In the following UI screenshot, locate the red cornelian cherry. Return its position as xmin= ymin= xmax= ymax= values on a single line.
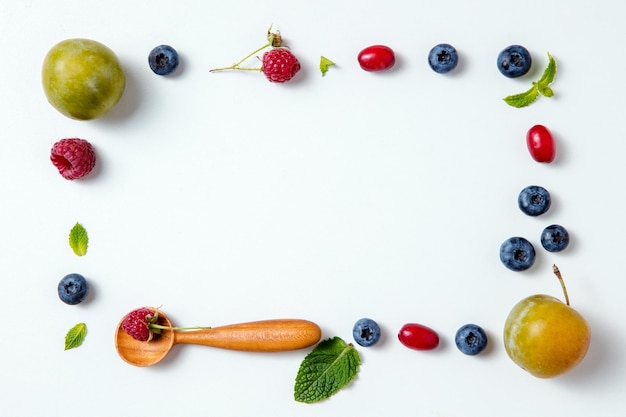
xmin=526 ymin=124 xmax=556 ymax=163
xmin=358 ymin=45 xmax=396 ymax=72
xmin=398 ymin=323 xmax=439 ymax=350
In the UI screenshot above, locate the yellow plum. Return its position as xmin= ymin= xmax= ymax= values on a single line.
xmin=503 ymin=265 xmax=591 ymax=378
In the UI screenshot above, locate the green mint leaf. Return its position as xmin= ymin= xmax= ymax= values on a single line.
xmin=294 ymin=337 xmax=361 ymax=403
xmin=503 ymin=85 xmax=540 ymax=108
xmin=69 ymin=222 xmax=88 ymax=256
xmin=537 ymin=52 xmax=556 ymax=88
xmin=64 ymin=323 xmax=87 ymax=350
xmin=320 ymin=56 xmax=336 ymax=76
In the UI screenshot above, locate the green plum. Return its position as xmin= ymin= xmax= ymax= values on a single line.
xmin=42 ymin=38 xmax=125 ymax=120
xmin=503 ymin=265 xmax=591 ymax=378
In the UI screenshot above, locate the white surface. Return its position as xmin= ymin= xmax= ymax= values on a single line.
xmin=0 ymin=1 xmax=624 ymax=416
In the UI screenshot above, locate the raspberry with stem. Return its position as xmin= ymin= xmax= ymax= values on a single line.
xmin=209 ymin=25 xmax=301 ymax=83
xmin=121 ymin=307 xmax=210 ymax=342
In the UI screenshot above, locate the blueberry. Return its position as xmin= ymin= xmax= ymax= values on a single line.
xmin=500 ymin=237 xmax=536 ymax=271
xmin=541 ymin=224 xmax=570 ymax=252
xmin=352 ymin=318 xmax=381 ymax=347
xmin=148 ymin=45 xmax=179 ymax=76
xmin=455 ymin=324 xmax=488 ymax=355
xmin=58 ymin=273 xmax=89 ymax=305
xmin=497 ymin=45 xmax=532 ymax=78
xmin=518 ymin=185 xmax=551 ymax=216
xmin=428 ymin=43 xmax=459 ymax=74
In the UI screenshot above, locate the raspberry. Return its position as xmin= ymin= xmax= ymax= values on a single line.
xmin=50 ymin=138 xmax=96 ymax=180
xmin=210 ymin=27 xmax=301 ymax=83
xmin=261 ymin=48 xmax=301 ymax=83
xmin=121 ymin=307 xmax=159 ymax=342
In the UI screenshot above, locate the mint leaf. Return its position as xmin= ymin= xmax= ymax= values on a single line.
xmin=65 ymin=323 xmax=87 ymax=350
xmin=69 ymin=222 xmax=88 ymax=256
xmin=503 ymin=52 xmax=557 ymax=108
xmin=503 ymin=85 xmax=540 ymax=108
xmin=294 ymin=337 xmax=361 ymax=403
xmin=320 ymin=56 xmax=336 ymax=76
xmin=537 ymin=52 xmax=556 ymax=88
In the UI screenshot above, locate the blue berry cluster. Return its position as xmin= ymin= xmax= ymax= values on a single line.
xmin=500 ymin=186 xmax=570 ymax=272
xmin=425 ymin=43 xmax=533 ymax=76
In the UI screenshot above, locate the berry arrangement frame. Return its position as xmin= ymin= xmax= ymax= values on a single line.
xmin=42 ymin=24 xmax=590 ymax=408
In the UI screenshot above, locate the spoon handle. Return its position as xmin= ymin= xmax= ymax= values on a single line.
xmin=173 ymin=319 xmax=322 ymax=351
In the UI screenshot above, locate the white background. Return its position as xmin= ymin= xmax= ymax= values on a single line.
xmin=0 ymin=1 xmax=624 ymax=416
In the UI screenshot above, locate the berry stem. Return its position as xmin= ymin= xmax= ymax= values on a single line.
xmin=149 ymin=323 xmax=211 ymax=332
xmin=552 ymin=264 xmax=570 ymax=306
xmin=209 ymin=43 xmax=270 ymax=72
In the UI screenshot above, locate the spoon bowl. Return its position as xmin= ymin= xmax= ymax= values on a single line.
xmin=115 ymin=309 xmax=176 ymax=366
xmin=115 ymin=307 xmax=322 ymax=367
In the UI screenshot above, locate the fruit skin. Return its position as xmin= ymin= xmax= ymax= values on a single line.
xmin=261 ymin=48 xmax=301 ymax=83
xmin=518 ymin=185 xmax=551 ymax=216
xmin=455 ymin=324 xmax=488 ymax=355
xmin=42 ymin=38 xmax=125 ymax=120
xmin=428 ymin=43 xmax=459 ymax=74
xmin=58 ymin=273 xmax=89 ymax=305
xmin=500 ymin=237 xmax=536 ymax=271
xmin=121 ymin=307 xmax=160 ymax=342
xmin=541 ymin=224 xmax=570 ymax=252
xmin=148 ymin=44 xmax=179 ymax=76
xmin=398 ymin=323 xmax=439 ymax=350
xmin=352 ymin=318 xmax=381 ymax=347
xmin=50 ymin=138 xmax=96 ymax=180
xmin=504 ymin=294 xmax=591 ymax=378
xmin=497 ymin=45 xmax=532 ymax=78
xmin=358 ymin=45 xmax=396 ymax=72
xmin=526 ymin=125 xmax=556 ymax=163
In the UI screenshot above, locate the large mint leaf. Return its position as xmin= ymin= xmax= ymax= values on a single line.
xmin=294 ymin=337 xmax=361 ymax=403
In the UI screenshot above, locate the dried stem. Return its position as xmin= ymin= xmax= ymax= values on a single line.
xmin=209 ymin=43 xmax=270 ymax=72
xmin=552 ymin=264 xmax=570 ymax=306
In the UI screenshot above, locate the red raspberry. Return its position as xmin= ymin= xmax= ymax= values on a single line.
xmin=121 ymin=307 xmax=160 ymax=342
xmin=261 ymin=48 xmax=301 ymax=83
xmin=50 ymin=138 xmax=96 ymax=180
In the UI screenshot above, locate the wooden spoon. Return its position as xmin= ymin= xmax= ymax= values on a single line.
xmin=114 ymin=308 xmax=322 ymax=367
